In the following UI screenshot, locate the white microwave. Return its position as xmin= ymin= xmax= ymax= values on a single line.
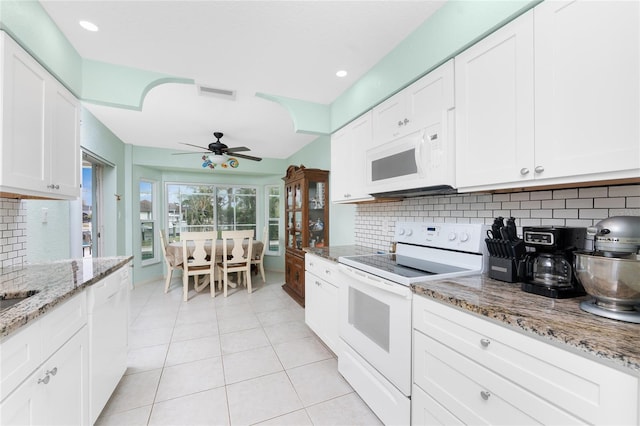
xmin=365 ymin=123 xmax=455 ymax=197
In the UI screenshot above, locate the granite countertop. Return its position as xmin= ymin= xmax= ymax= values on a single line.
xmin=412 ymin=275 xmax=640 ymax=374
xmin=304 ymin=244 xmax=381 ymax=262
xmin=0 ymin=256 xmax=133 ymax=339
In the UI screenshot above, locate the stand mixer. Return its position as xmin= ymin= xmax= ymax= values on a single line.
xmin=575 ymin=216 xmax=640 ymax=323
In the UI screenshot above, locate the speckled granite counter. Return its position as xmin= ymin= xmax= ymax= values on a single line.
xmin=412 ymin=275 xmax=640 ymax=374
xmin=304 ymin=244 xmax=381 ymax=262
xmin=0 ymin=256 xmax=132 ymax=339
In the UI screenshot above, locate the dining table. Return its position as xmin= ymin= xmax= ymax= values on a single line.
xmin=166 ymin=239 xmax=264 ymax=268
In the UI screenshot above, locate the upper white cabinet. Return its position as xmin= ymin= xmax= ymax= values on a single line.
xmin=455 ymin=11 xmax=535 ymax=189
xmin=533 ymin=0 xmax=639 ymax=182
xmin=331 ymin=111 xmax=374 ymax=203
xmin=456 ymin=1 xmax=640 ymax=192
xmin=0 ymin=31 xmax=80 ymax=200
xmin=372 ymin=60 xmax=454 ymax=148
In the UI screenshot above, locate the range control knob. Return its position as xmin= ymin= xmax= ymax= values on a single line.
xmin=460 ymin=232 xmax=470 ymax=242
xmin=448 ymin=232 xmax=457 ymax=241
xmin=406 ymin=229 xmax=413 ymax=236
xmin=398 ymin=228 xmax=405 ymax=235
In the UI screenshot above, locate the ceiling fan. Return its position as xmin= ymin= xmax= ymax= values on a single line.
xmin=174 ymin=132 xmax=262 ymax=169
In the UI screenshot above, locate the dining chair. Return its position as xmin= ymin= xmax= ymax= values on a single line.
xmin=160 ymin=229 xmax=183 ymax=293
xmin=181 ymin=231 xmax=217 ymax=301
xmin=217 ymin=230 xmax=254 ymax=297
xmin=251 ymin=226 xmax=268 ymax=282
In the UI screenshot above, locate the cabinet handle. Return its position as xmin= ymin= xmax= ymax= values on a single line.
xmin=309 ymin=262 xmax=314 ymax=267
xmin=46 ymin=367 xmax=58 ymax=376
xmin=480 ymin=338 xmax=490 ymax=347
xmin=315 ymin=281 xmax=321 ymax=286
xmin=480 ymin=390 xmax=491 ymax=400
xmin=403 ymin=118 xmax=410 ymax=125
xmin=520 ymin=168 xmax=530 ymax=175
xmin=534 ymin=166 xmax=545 ymax=173
xmin=38 ymin=375 xmax=50 ymax=385
xmin=397 ymin=120 xmax=404 ymax=127
xmin=324 ymin=269 xmax=331 ymax=276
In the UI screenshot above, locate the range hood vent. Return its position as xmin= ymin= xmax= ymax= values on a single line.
xmin=197 ymin=84 xmax=236 ymax=100
xmin=370 ymin=185 xmax=457 ymax=199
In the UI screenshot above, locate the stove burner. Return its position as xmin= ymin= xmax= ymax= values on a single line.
xmin=580 ymin=299 xmax=640 ymax=324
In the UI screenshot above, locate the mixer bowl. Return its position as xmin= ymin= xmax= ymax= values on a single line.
xmin=574 ymin=252 xmax=640 ymax=309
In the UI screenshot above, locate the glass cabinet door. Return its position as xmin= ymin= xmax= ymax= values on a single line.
xmin=307 ymin=181 xmax=326 ymax=247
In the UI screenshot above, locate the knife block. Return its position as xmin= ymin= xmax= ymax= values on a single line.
xmin=485 ymin=238 xmax=525 ymax=283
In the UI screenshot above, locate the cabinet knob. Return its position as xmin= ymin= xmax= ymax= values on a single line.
xmin=324 ymin=269 xmax=331 ymax=276
xmin=38 ymin=375 xmax=50 ymax=385
xmin=315 ymin=281 xmax=321 ymax=286
xmin=480 ymin=338 xmax=490 ymax=347
xmin=46 ymin=367 xmax=58 ymax=376
xmin=520 ymin=168 xmax=530 ymax=175
xmin=397 ymin=120 xmax=404 ymax=127
xmin=403 ymin=118 xmax=410 ymax=125
xmin=480 ymin=390 xmax=491 ymax=400
xmin=534 ymin=166 xmax=545 ymax=173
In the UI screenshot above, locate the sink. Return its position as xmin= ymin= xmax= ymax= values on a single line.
xmin=0 ymin=291 xmax=39 ymax=312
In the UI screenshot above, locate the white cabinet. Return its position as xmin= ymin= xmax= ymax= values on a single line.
xmin=456 ymin=1 xmax=640 ymax=192
xmin=533 ymin=0 xmax=640 ymax=182
xmin=0 ymin=292 xmax=89 ymax=426
xmin=331 ymin=111 xmax=374 ymax=203
xmin=411 ymin=296 xmax=639 ymax=425
xmin=455 ymin=10 xmax=535 ymax=190
xmin=372 ymin=60 xmax=454 ymax=148
xmin=0 ymin=31 xmax=80 ymax=200
xmin=304 ymin=254 xmax=340 ymax=354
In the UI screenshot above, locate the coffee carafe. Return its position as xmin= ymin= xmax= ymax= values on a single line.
xmin=518 ymin=227 xmax=587 ymax=298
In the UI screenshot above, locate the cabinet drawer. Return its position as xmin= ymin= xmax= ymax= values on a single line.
xmin=414 ymin=331 xmax=583 ymax=425
xmin=41 ymin=291 xmax=87 ymax=357
xmin=413 ymin=296 xmax=639 ymax=425
xmin=411 ymin=383 xmax=462 ymax=426
xmin=305 ymin=254 xmax=338 ymax=282
xmin=0 ymin=320 xmax=42 ymax=402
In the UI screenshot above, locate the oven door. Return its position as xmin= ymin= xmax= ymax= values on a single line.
xmin=338 ymin=264 xmax=413 ymax=396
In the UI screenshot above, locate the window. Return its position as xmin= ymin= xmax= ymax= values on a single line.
xmin=265 ymin=185 xmax=281 ymax=255
xmin=140 ymin=180 xmax=157 ymax=263
xmin=166 ymin=183 xmax=257 ymax=241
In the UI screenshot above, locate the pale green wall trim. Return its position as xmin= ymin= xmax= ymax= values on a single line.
xmin=256 ymin=92 xmax=331 ymax=135
xmin=82 ymin=59 xmax=194 ymax=110
xmin=330 ymin=0 xmax=541 ymax=131
xmin=0 ymin=1 xmax=82 ymax=95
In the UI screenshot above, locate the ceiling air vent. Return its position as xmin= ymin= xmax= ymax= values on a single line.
xmin=197 ymin=84 xmax=236 ymax=101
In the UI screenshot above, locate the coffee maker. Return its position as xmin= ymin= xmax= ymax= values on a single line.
xmin=518 ymin=226 xmax=588 ymax=298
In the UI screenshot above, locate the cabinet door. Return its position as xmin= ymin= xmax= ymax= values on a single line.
xmin=330 ymin=111 xmax=374 ymax=203
xmin=285 ymin=253 xmax=305 ymax=299
xmin=48 ymin=82 xmax=80 ymax=198
xmin=405 ymin=59 xmax=454 ymax=135
xmin=1 ymin=33 xmax=48 ymax=193
xmin=455 ymin=10 xmax=535 ymax=189
xmin=372 ymin=91 xmax=407 ymax=147
xmin=534 ymin=0 xmax=640 ymax=180
xmin=304 ymin=271 xmax=339 ymax=354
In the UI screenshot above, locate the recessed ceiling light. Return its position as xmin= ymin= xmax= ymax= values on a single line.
xmin=336 ymin=70 xmax=348 ymax=78
xmin=79 ymin=20 xmax=99 ymax=32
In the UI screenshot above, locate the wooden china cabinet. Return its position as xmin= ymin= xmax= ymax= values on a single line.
xmin=282 ymin=165 xmax=329 ymax=306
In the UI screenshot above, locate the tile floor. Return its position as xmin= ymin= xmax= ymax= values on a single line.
xmin=96 ymin=271 xmax=382 ymax=426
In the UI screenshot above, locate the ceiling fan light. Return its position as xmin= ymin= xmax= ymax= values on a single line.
xmin=208 ymin=154 xmax=227 ymax=164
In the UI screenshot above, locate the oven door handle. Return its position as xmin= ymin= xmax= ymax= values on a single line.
xmin=340 ymin=265 xmax=412 ymax=299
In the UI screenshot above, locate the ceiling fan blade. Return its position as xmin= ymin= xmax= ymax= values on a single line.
xmin=225 ymin=146 xmax=251 ymax=153
xmin=172 ymin=151 xmax=209 ymax=155
xmin=180 ymin=142 xmax=210 ymax=150
xmin=230 ymin=152 xmax=263 ymax=162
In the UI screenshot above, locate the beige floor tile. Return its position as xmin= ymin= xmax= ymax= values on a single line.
xmin=222 ymin=345 xmax=283 ymax=384
xmin=305 ymin=392 xmax=384 ymax=426
xmin=254 ymin=409 xmax=313 ymax=426
xmin=171 ymin=320 xmax=219 ymax=342
xmin=155 ymin=356 xmax=225 ymax=402
xmin=100 ymin=369 xmax=162 ymax=418
xmin=286 ymin=358 xmax=353 ymax=406
xmin=165 ymin=335 xmax=221 ymax=366
xmin=217 ymin=311 xmax=262 ymax=335
xmin=148 ymin=387 xmax=229 ymax=426
xmin=273 ymin=336 xmax=333 ymax=369
xmin=126 ymin=344 xmax=169 ymax=375
xmin=95 ymin=405 xmax=152 ymax=426
xmin=129 ymin=327 xmax=173 ymax=350
xmin=215 ymin=302 xmax=254 ymax=320
xmin=256 ymin=307 xmax=305 ymax=327
xmin=263 ymin=320 xmax=313 ymax=345
xmin=226 ymin=371 xmax=303 ymax=425
xmin=219 ymin=327 xmax=271 ymax=355
xmin=174 ymin=305 xmax=218 ymax=326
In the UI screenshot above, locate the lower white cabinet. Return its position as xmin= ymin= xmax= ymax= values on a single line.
xmin=412 ymin=296 xmax=639 ymax=425
xmin=0 ymin=293 xmax=89 ymax=425
xmin=304 ymin=254 xmax=340 ymax=354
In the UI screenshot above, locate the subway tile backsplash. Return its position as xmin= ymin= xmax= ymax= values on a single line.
xmin=0 ymin=198 xmax=27 ymax=268
xmin=355 ymin=184 xmax=640 ymax=253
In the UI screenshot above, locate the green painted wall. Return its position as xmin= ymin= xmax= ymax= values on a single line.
xmin=25 ymin=200 xmax=71 ymax=262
